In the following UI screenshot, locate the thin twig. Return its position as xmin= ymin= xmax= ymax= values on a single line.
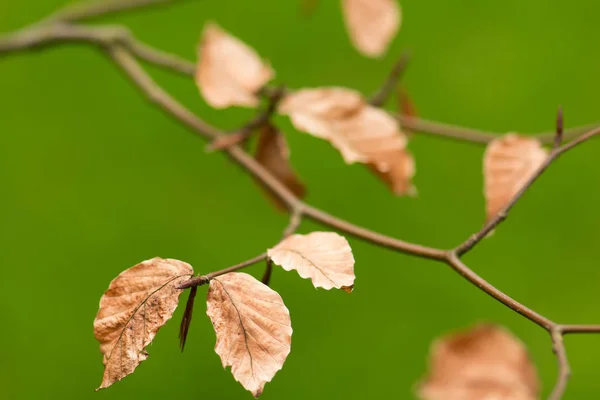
xmin=549 ymin=328 xmax=571 ymax=400
xmin=46 ymin=0 xmax=186 ymax=23
xmin=369 ymin=52 xmax=411 ymax=107
xmin=176 ymin=253 xmax=268 ymax=289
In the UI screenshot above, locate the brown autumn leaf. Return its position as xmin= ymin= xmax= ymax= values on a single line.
xmin=484 ymin=134 xmax=548 ymax=221
xmin=417 ymin=324 xmax=539 ymax=400
xmin=94 ymin=258 xmax=193 ymax=390
xmin=196 ymin=22 xmax=274 ymax=109
xmin=279 ymin=88 xmax=408 ymax=172
xmin=341 ymin=0 xmax=401 ymax=57
xmin=206 ymin=272 xmax=292 ymax=398
xmin=369 ymin=149 xmax=416 ymax=196
xmin=268 ymin=231 xmax=355 ymax=290
xmin=255 ymin=123 xmax=306 ymax=210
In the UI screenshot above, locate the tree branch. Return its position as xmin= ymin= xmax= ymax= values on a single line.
xmin=46 ymin=0 xmax=187 ymax=23
xmin=2 ymin=9 xmax=600 ymax=399
xmin=369 ymin=52 xmax=411 ymax=107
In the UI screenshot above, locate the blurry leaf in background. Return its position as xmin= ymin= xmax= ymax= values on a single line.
xmin=206 ymin=272 xmax=292 ymax=398
xmin=94 ymin=258 xmax=193 ymax=390
xmin=268 ymin=231 xmax=355 ymax=290
xmin=417 ymin=324 xmax=539 ymax=400
xmin=340 ymin=0 xmax=401 ymax=57
xmin=196 ymin=22 xmax=274 ymax=109
xmin=483 ymin=134 xmax=548 ymax=221
xmin=254 ymin=123 xmax=306 ymax=210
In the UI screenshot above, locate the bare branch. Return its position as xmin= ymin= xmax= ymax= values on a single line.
xmin=455 ymin=125 xmax=600 ymax=256
xmin=369 ymin=52 xmax=411 ymax=107
xmin=548 ymin=328 xmax=571 ymax=400
xmin=46 ymin=0 xmax=186 ymax=23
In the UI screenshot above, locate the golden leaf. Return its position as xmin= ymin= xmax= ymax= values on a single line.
xmin=268 ymin=232 xmax=355 ymax=290
xmin=206 ymin=272 xmax=292 ymax=398
xmin=93 ymin=258 xmax=193 ymax=390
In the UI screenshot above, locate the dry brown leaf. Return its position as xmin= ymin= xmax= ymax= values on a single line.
xmin=255 ymin=123 xmax=306 ymax=210
xmin=417 ymin=324 xmax=539 ymax=400
xmin=268 ymin=232 xmax=355 ymax=290
xmin=207 ymin=272 xmax=292 ymax=398
xmin=94 ymin=258 xmax=193 ymax=390
xmin=484 ymin=134 xmax=548 ymax=221
xmin=279 ymin=88 xmax=407 ymax=172
xmin=341 ymin=0 xmax=401 ymax=57
xmin=196 ymin=22 xmax=274 ymax=108
xmin=369 ymin=149 xmax=416 ymax=196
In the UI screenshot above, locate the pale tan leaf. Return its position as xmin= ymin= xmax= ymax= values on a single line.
xmin=484 ymin=134 xmax=548 ymax=220
xmin=341 ymin=0 xmax=401 ymax=57
xmin=268 ymin=232 xmax=355 ymax=290
xmin=207 ymin=272 xmax=292 ymax=398
xmin=94 ymin=258 xmax=193 ymax=390
xmin=255 ymin=123 xmax=306 ymax=210
xmin=279 ymin=88 xmax=407 ymax=171
xmin=196 ymin=22 xmax=274 ymax=108
xmin=278 ymin=87 xmax=365 ymax=139
xmin=369 ymin=149 xmax=416 ymax=196
xmin=417 ymin=324 xmax=539 ymax=400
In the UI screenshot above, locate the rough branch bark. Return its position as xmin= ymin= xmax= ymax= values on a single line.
xmin=2 ymin=2 xmax=599 ymax=399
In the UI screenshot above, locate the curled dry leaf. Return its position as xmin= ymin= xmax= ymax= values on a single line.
xmin=268 ymin=231 xmax=355 ymax=290
xmin=417 ymin=324 xmax=539 ymax=400
xmin=279 ymin=87 xmax=408 ymax=171
xmin=279 ymin=87 xmax=365 ymax=139
xmin=369 ymin=149 xmax=416 ymax=196
xmin=207 ymin=272 xmax=292 ymax=398
xmin=196 ymin=22 xmax=274 ymax=108
xmin=255 ymin=123 xmax=306 ymax=210
xmin=484 ymin=134 xmax=548 ymax=221
xmin=341 ymin=0 xmax=401 ymax=57
xmin=94 ymin=258 xmax=193 ymax=390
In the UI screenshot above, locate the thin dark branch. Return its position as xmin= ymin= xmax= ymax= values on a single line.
xmin=177 ymin=254 xmax=268 ymax=289
xmin=369 ymin=52 xmax=411 ymax=107
xmin=261 ymin=259 xmax=274 ymax=286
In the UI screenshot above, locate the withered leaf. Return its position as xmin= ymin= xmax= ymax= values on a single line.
xmin=268 ymin=231 xmax=355 ymax=290
xmin=196 ymin=22 xmax=274 ymax=109
xmin=369 ymin=149 xmax=416 ymax=196
xmin=417 ymin=324 xmax=539 ymax=400
xmin=341 ymin=0 xmax=401 ymax=57
xmin=207 ymin=272 xmax=292 ymax=397
xmin=94 ymin=258 xmax=193 ymax=390
xmin=279 ymin=88 xmax=408 ymax=173
xmin=255 ymin=124 xmax=306 ymax=210
xmin=483 ymin=134 xmax=548 ymax=221
xmin=279 ymin=87 xmax=365 ymax=139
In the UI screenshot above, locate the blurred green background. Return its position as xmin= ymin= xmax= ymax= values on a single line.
xmin=1 ymin=0 xmax=599 ymax=399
